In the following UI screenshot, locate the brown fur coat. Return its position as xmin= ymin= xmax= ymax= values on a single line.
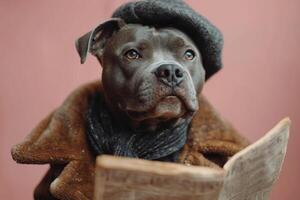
xmin=11 ymin=81 xmax=249 ymax=200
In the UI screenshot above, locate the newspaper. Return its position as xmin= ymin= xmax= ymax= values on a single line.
xmin=94 ymin=118 xmax=290 ymax=200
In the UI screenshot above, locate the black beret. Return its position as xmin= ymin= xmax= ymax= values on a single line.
xmin=112 ymin=0 xmax=224 ymax=80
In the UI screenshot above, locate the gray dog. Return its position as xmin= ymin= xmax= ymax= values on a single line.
xmin=72 ymin=0 xmax=225 ymax=164
xmin=12 ymin=1 xmax=242 ymax=199
xmin=76 ymin=18 xmax=205 ymax=161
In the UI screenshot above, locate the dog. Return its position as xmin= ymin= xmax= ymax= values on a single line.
xmin=76 ymin=18 xmax=205 ymax=162
xmin=11 ymin=4 xmax=249 ymax=200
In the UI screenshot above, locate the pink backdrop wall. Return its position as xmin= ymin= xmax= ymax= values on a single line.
xmin=1 ymin=0 xmax=299 ymax=199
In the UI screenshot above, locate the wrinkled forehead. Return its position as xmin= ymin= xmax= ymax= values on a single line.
xmin=108 ymin=24 xmax=198 ymax=52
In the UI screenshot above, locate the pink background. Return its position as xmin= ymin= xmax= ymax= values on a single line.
xmin=1 ymin=0 xmax=299 ymax=199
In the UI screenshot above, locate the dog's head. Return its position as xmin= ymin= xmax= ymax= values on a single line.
xmin=76 ymin=18 xmax=206 ymax=130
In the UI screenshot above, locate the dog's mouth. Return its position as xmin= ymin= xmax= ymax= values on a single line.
xmin=125 ymin=95 xmax=191 ymax=122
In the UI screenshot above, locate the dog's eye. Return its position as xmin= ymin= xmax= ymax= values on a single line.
xmin=184 ymin=49 xmax=195 ymax=60
xmin=124 ymin=49 xmax=141 ymax=60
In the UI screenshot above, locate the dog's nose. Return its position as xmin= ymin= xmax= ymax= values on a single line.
xmin=155 ymin=64 xmax=184 ymax=86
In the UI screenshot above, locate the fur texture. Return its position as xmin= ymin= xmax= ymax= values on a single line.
xmin=11 ymin=81 xmax=249 ymax=199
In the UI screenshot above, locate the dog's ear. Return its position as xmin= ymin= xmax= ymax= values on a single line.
xmin=75 ymin=18 xmax=125 ymax=64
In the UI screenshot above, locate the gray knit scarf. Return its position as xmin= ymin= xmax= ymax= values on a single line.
xmin=86 ymin=91 xmax=190 ymax=162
